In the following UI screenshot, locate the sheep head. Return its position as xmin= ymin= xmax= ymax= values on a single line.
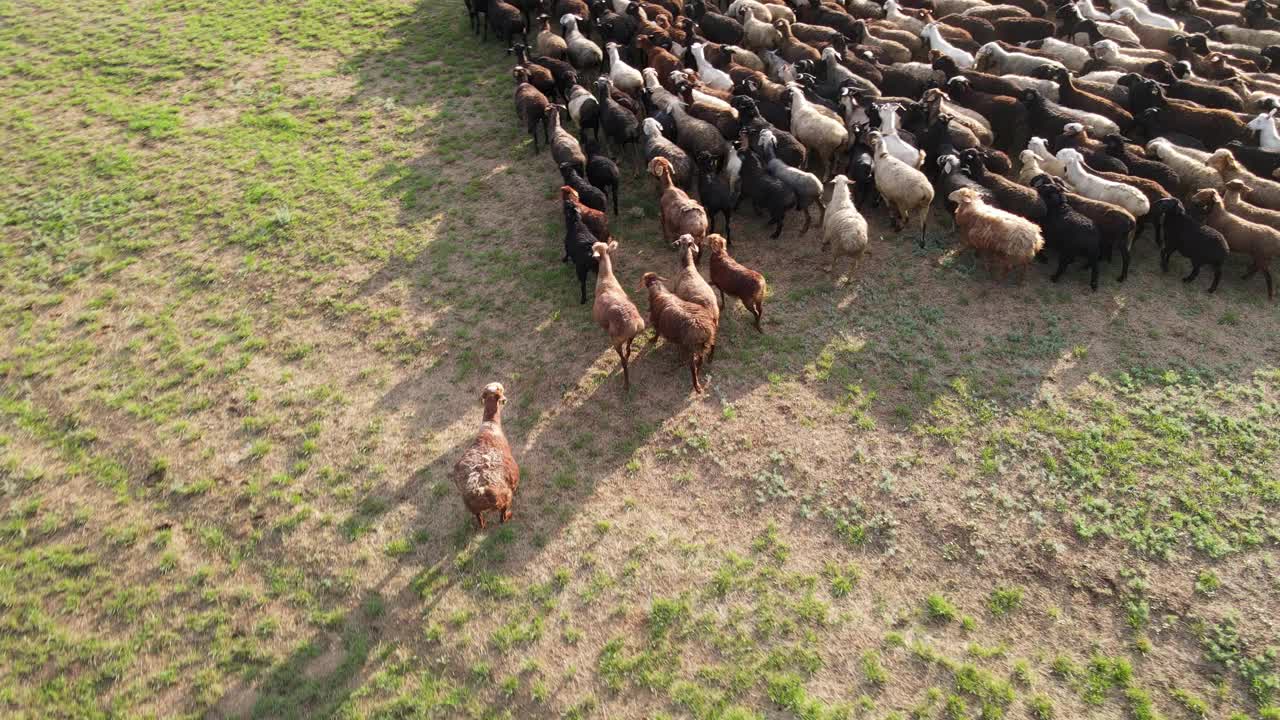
xmin=1190 ymin=188 xmax=1222 ymax=211
xmin=1206 ymin=149 xmax=1238 ymax=175
xmin=947 ymin=188 xmax=980 ymax=207
xmin=673 ymin=233 xmax=699 ymax=254
xmin=648 ymin=156 xmax=674 ymax=179
xmin=481 ymin=382 xmax=507 ymax=407
xmin=1223 ymin=178 xmax=1253 ymax=197
xmin=702 ymin=234 xmax=728 ymax=254
xmin=590 ymin=240 xmax=619 ymax=260
xmin=1247 ymin=111 xmax=1277 ymax=132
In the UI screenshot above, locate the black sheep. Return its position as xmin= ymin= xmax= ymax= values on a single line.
xmin=594 ymin=77 xmax=640 ymax=163
xmin=1225 ymin=141 xmax=1280 ymax=179
xmin=484 ymin=0 xmax=526 ymax=47
xmin=558 ymin=162 xmax=608 ymax=213
xmin=731 ymin=95 xmax=806 ymax=169
xmin=1019 ymin=88 xmax=1074 ymax=141
xmin=687 ymin=0 xmax=743 ymax=44
xmin=1150 ymin=198 xmax=1228 ymax=293
xmin=1036 ymin=182 xmax=1103 ymax=291
xmin=562 ymin=203 xmax=599 ymax=305
xmin=583 ymin=140 xmax=621 ymax=215
xmin=696 ymin=151 xmax=735 ymax=244
xmin=735 ymin=146 xmax=796 ymax=239
xmin=844 ymin=126 xmax=875 ymax=208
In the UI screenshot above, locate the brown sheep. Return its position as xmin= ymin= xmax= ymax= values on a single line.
xmin=949 ymin=187 xmax=1045 ymax=281
xmin=642 ymin=272 xmax=718 ymax=393
xmin=592 ymin=241 xmax=646 ymax=391
xmin=670 ymin=234 xmax=720 ymax=322
xmin=451 ymin=383 xmax=519 ymax=529
xmin=1192 ymin=188 xmax=1280 ymax=299
xmin=703 ymin=234 xmax=766 ymax=332
xmin=649 ymin=157 xmax=709 ymax=245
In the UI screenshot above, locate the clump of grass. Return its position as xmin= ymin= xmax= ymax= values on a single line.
xmin=925 ymin=593 xmax=958 ymax=623
xmin=988 ymin=586 xmax=1024 ymax=616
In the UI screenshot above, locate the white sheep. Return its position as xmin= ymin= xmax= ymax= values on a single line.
xmin=728 ymin=0 xmax=793 ymax=23
xmin=823 ymin=175 xmax=870 ymax=276
xmin=1146 ymin=138 xmax=1222 ymax=196
xmin=1018 ymin=149 xmax=1051 ymax=184
xmin=605 ymin=42 xmax=642 ymax=96
xmin=1248 ymin=111 xmax=1280 ymax=152
xmin=690 ymin=44 xmax=734 ymax=92
xmin=560 ymin=15 xmax=602 ymax=75
xmin=884 ymin=0 xmax=927 ymax=34
xmin=788 ymin=83 xmax=848 ymax=179
xmin=1027 ymin=38 xmax=1091 ymax=72
xmin=876 ymin=103 xmax=927 ymax=169
xmin=975 ymin=42 xmax=1065 ymax=76
xmin=1057 ymin=148 xmax=1150 ymax=218
xmin=1027 ymin=137 xmax=1066 ymax=178
xmin=1108 ymin=0 xmax=1181 ymax=30
xmin=922 ymin=23 xmax=974 ymax=70
xmin=869 ymin=131 xmax=934 ymax=245
xmin=1215 ymin=25 xmax=1280 ymax=48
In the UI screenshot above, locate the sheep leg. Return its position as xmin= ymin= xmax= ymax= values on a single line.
xmin=724 ymin=211 xmax=732 ymax=245
xmin=475 ymin=512 xmax=486 ymax=530
xmin=501 ymin=503 xmax=512 ymax=523
xmin=616 ymin=344 xmax=631 ymax=392
xmin=800 ymin=205 xmax=812 ymax=233
xmin=770 ymin=212 xmax=785 ymax=239
xmin=1265 ymin=269 xmax=1275 ymax=300
xmin=690 ymin=358 xmax=702 ymax=393
xmin=612 ymin=182 xmax=620 ymax=216
xmin=749 ymin=300 xmax=763 ymax=333
xmin=919 ymin=211 xmax=928 ymax=248
xmin=707 ymin=341 xmax=716 ymax=364
xmin=717 ymin=287 xmax=726 ymax=310
xmin=1161 ymin=248 xmax=1174 ymax=273
xmin=1088 ymin=256 xmax=1099 ymax=292
xmin=1116 ymin=241 xmax=1131 ymax=283
xmin=1183 ymin=264 xmax=1201 ymax=283
xmin=816 ymin=198 xmax=826 ymax=227
xmin=1051 ymin=252 xmax=1072 ymax=283
xmin=1207 ymin=264 xmax=1222 ymax=294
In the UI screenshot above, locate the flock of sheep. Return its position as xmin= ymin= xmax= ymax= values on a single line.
xmin=451 ymin=0 xmax=1280 ymax=528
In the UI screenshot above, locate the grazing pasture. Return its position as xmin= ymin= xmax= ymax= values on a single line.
xmin=1 ymin=0 xmax=1278 ymax=718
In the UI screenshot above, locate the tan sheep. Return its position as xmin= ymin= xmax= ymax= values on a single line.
xmin=451 ymin=383 xmax=519 ymax=529
xmin=592 ymin=241 xmax=646 ymax=391
xmin=642 ymin=273 xmax=718 ymax=393
xmin=1208 ymin=150 xmax=1280 ymax=212
xmin=949 ymin=187 xmax=1045 ymax=281
xmin=649 ymin=157 xmax=709 ymax=244
xmin=670 ymin=234 xmax=720 ymax=322
xmin=1193 ymin=188 xmax=1280 ymax=299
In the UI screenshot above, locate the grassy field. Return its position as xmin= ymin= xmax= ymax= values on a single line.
xmin=3 ymin=0 xmax=1280 ymax=718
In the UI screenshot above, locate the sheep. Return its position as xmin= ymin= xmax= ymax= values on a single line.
xmin=560 ymin=185 xmax=610 ymax=245
xmin=1053 ymin=123 xmax=1129 ymax=175
xmin=1145 ymin=138 xmax=1222 ymax=196
xmin=702 ymin=234 xmax=766 ymax=331
xmin=869 ymin=130 xmax=934 ymax=245
xmin=1018 ymin=149 xmax=1051 ymax=184
xmin=452 ymin=382 xmax=519 ymax=529
xmin=565 ymin=83 xmax=601 ymax=140
xmin=547 ymin=105 xmax=587 ymax=175
xmin=583 ymin=140 xmax=620 ymax=215
xmin=737 ymin=5 xmax=782 ymax=49
xmin=823 ymin=175 xmax=871 ymax=276
xmin=920 ymin=88 xmax=994 ymax=146
xmin=729 ymin=0 xmax=793 ymax=23
xmin=560 ymin=14 xmax=602 ymax=76
xmin=942 ymin=76 xmax=1030 ymax=153
xmin=1222 ymin=179 xmax=1280 ymax=230
xmin=1127 ymin=81 xmax=1253 ymax=145
xmin=689 ymin=0 xmax=745 ymax=45
xmin=1102 ymin=133 xmax=1181 ymax=196
xmin=1215 ymin=25 xmax=1280 ymax=48
xmin=559 ymin=162 xmax=607 ymax=214
xmin=671 ymin=96 xmax=730 ymax=169
xmin=1023 ymin=37 xmax=1090 ymax=72
xmin=759 ymin=129 xmax=825 ymax=232
xmin=935 ymin=153 xmax=989 ymax=214
xmin=650 ymin=157 xmax=710 ymax=249
xmin=884 ymin=0 xmax=929 ymax=33
xmin=693 ymin=152 xmax=735 ymax=243
xmin=1191 ymin=188 xmax=1280 ymax=299
xmin=1149 ymin=198 xmax=1228 ymax=292
xmin=1030 ymin=173 xmax=1138 ymax=279
xmin=949 ymin=187 xmax=1045 ymax=280
xmin=1141 ymin=63 xmax=1246 ymax=113
xmin=1109 ymin=8 xmax=1181 ymax=47
xmin=874 ymin=103 xmax=926 ymax=169
xmin=562 ymin=201 xmax=600 ymax=304
xmin=690 ymin=43 xmax=734 ymax=92
xmin=787 ymin=82 xmax=848 ymax=179
xmin=959 ymin=148 xmax=1046 ymax=220
xmin=604 ymin=42 xmax=643 ymax=96
xmin=965 ymin=4 xmax=1034 ymax=21
xmin=923 ymin=22 xmax=975 ymax=70
xmin=1207 ymin=149 xmax=1280 ymax=211
xmin=1043 ymin=67 xmax=1133 ymax=131
xmin=975 ymin=41 xmax=1064 ymax=76
xmin=670 ymin=233 xmax=720 ymax=322
xmin=512 ymin=68 xmax=552 ymax=153
xmin=675 ymin=82 xmax=739 ymax=141
xmin=589 ymin=241 xmax=646 ymax=391
xmin=1027 ymin=136 xmax=1067 ymax=177
xmin=732 ymin=95 xmax=807 ymax=168
xmin=484 ymin=0 xmax=527 ymax=47
xmin=736 ymin=143 xmax=796 ymax=238
xmin=642 ymin=118 xmax=693 ymax=190
xmin=1056 ymin=148 xmax=1151 ymax=220
xmin=535 ymin=14 xmax=568 ymax=59
xmin=1225 ymin=141 xmax=1280 ymax=179
xmin=1035 ymin=181 xmax=1104 ymax=290
xmin=642 ymin=272 xmax=718 ymax=392
xmin=1248 ymin=111 xmax=1280 ymax=152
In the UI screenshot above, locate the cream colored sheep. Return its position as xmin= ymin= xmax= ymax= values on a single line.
xmin=823 ymin=175 xmax=870 ymax=277
xmin=949 ymin=188 xmax=1045 ymax=281
xmin=869 ymin=131 xmax=933 ymax=245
